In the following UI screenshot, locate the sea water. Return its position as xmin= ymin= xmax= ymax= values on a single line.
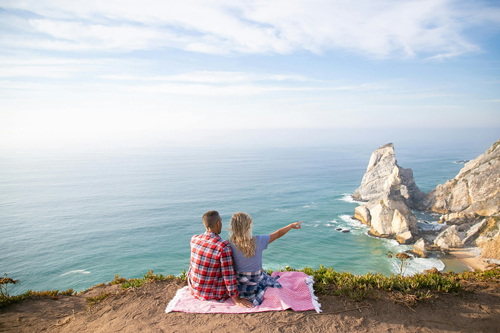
xmin=0 ymin=138 xmax=494 ymax=294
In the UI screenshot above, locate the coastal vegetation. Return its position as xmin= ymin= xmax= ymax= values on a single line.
xmin=3 ymin=264 xmax=499 ymax=309
xmin=1 ymin=273 xmax=77 ymax=307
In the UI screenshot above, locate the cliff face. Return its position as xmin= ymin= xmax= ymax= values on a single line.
xmin=352 ymin=140 xmax=500 ymax=252
xmin=353 ymin=143 xmax=425 ymax=209
xmin=353 ymin=144 xmax=419 ymax=244
xmin=424 ymin=139 xmax=500 ymax=218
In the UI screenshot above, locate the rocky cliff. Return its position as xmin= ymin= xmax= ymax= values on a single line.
xmin=424 ymin=139 xmax=500 ymax=219
xmin=353 ymin=143 xmax=425 ymax=209
xmin=422 ymin=139 xmax=500 ymax=256
xmin=352 ymin=140 xmax=500 ymax=254
xmin=353 ymin=144 xmax=420 ymax=244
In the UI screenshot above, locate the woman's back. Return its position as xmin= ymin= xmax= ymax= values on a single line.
xmin=230 ymin=235 xmax=270 ymax=273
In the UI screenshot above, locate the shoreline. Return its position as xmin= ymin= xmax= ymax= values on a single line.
xmin=449 ymin=248 xmax=488 ymax=271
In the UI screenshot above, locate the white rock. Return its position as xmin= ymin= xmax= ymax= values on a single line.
xmin=434 ymin=225 xmax=463 ymax=249
xmin=413 ymin=238 xmax=428 ymax=258
xmin=396 ymin=231 xmax=413 ymax=245
xmin=462 ymin=219 xmax=488 ymax=246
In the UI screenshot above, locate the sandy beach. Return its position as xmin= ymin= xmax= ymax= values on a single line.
xmin=449 ymin=248 xmax=489 ymax=271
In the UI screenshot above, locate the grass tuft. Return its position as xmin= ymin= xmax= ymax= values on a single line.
xmin=86 ymin=292 xmax=110 ymax=307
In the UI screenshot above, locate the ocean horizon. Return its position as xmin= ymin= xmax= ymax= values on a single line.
xmin=1 ymin=131 xmax=499 ymax=295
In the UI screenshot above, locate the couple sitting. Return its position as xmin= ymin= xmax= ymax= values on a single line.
xmin=187 ymin=210 xmax=302 ymax=308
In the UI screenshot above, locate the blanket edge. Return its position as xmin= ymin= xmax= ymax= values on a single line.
xmin=305 ymin=275 xmax=322 ymax=313
xmin=165 ymin=286 xmax=188 ymax=313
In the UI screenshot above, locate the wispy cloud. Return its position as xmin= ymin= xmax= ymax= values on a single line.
xmin=1 ymin=0 xmax=498 ymax=58
xmin=100 ymin=71 xmax=311 ymax=83
xmin=130 ymin=82 xmax=379 ymax=96
xmin=0 ymin=55 xmax=112 ymax=78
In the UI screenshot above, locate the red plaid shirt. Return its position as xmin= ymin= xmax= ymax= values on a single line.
xmin=188 ymin=231 xmax=239 ymax=300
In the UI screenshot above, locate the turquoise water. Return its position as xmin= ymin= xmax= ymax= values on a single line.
xmin=0 ymin=139 xmax=494 ymax=294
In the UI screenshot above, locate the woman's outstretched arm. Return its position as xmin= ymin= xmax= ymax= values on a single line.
xmin=269 ymin=221 xmax=302 ymax=244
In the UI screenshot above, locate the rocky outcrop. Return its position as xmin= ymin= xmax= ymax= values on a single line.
xmin=423 ymin=139 xmax=500 ymax=257
xmin=424 ymin=139 xmax=500 ymax=217
xmin=434 ymin=225 xmax=462 ymax=250
xmin=462 ymin=219 xmax=488 ymax=246
xmin=439 ymin=212 xmax=478 ymax=226
xmin=413 ymin=238 xmax=428 ymax=258
xmin=352 ymin=139 xmax=500 ymax=257
xmin=353 ymin=143 xmax=425 ymax=209
xmin=353 ymin=144 xmax=419 ymax=243
xmin=476 ymin=216 xmax=500 ymax=259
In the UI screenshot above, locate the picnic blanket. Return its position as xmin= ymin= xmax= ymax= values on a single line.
xmin=165 ymin=271 xmax=321 ymax=314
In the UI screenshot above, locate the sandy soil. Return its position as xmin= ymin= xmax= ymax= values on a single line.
xmin=1 ymin=278 xmax=500 ymax=333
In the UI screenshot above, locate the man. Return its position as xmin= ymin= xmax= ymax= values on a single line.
xmin=188 ymin=210 xmax=253 ymax=308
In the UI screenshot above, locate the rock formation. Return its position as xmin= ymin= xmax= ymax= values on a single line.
xmin=352 ymin=139 xmax=500 ymax=255
xmin=424 ymin=139 xmax=500 ymax=218
xmin=434 ymin=225 xmax=463 ymax=250
xmin=353 ymin=144 xmax=419 ymax=244
xmin=353 ymin=143 xmax=425 ymax=209
xmin=413 ymin=238 xmax=428 ymax=258
xmin=462 ymin=219 xmax=488 ymax=246
xmin=423 ymin=139 xmax=500 ymax=258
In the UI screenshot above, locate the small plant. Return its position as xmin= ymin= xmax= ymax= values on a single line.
xmin=0 ymin=274 xmax=19 ymax=299
xmin=112 ymin=274 xmax=127 ymax=285
xmin=387 ymin=251 xmax=413 ymax=276
xmin=86 ymin=292 xmax=109 ymax=307
xmin=59 ymin=288 xmax=77 ymax=296
xmin=121 ymin=270 xmax=177 ymax=289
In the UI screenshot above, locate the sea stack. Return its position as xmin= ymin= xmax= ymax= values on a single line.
xmin=353 ymin=143 xmax=425 ymax=209
xmin=353 ymin=143 xmax=420 ymax=244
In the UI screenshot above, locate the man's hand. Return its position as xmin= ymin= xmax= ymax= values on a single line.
xmin=232 ymin=295 xmax=253 ymax=308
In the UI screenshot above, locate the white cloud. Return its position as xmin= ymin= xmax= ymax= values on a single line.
xmin=100 ymin=71 xmax=310 ymax=83
xmin=129 ymin=81 xmax=380 ymax=96
xmin=0 ymin=55 xmax=113 ymax=78
xmin=1 ymin=0 xmax=498 ymax=58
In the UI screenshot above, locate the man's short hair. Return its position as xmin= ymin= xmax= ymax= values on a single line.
xmin=203 ymin=210 xmax=221 ymax=229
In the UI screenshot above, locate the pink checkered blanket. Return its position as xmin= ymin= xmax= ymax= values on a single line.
xmin=165 ymin=271 xmax=321 ymax=314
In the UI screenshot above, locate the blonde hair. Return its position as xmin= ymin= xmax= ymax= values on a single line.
xmin=229 ymin=212 xmax=256 ymax=258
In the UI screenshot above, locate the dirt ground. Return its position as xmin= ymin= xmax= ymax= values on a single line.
xmin=1 ymin=279 xmax=499 ymax=333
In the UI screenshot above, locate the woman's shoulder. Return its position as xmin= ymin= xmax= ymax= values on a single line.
xmin=254 ymin=234 xmax=269 ymax=240
xmin=254 ymin=234 xmax=271 ymax=245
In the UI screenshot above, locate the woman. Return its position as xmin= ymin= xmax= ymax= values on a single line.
xmin=228 ymin=212 xmax=302 ymax=306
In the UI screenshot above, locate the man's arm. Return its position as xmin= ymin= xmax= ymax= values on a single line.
xmin=269 ymin=221 xmax=302 ymax=244
xmin=220 ymin=245 xmax=253 ymax=308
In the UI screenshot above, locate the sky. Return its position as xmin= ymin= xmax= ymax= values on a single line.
xmin=1 ymin=0 xmax=500 ymax=150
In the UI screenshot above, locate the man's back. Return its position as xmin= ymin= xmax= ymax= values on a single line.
xmin=188 ymin=231 xmax=238 ymax=300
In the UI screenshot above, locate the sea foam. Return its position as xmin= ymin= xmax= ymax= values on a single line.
xmin=60 ymin=270 xmax=91 ymax=276
xmin=402 ymin=258 xmax=445 ymax=276
xmin=338 ymin=194 xmax=362 ymax=204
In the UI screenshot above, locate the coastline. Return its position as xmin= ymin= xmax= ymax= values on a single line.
xmin=449 ymin=248 xmax=488 ymax=271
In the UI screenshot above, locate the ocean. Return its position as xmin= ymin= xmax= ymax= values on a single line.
xmin=0 ymin=135 xmax=497 ymax=295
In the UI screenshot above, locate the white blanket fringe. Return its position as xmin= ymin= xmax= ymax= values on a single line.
xmin=305 ymin=275 xmax=322 ymax=313
xmin=165 ymin=286 xmax=188 ymax=313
